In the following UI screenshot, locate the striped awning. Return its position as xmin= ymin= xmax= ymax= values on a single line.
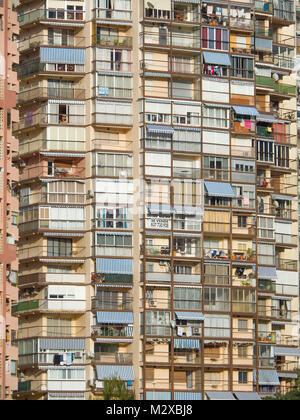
xmin=272 ymin=194 xmax=295 ymax=201
xmin=39 ymin=259 xmax=85 ymax=264
xmin=43 ymin=232 xmax=85 ymax=238
xmin=274 ymin=347 xmax=300 ymax=357
xmin=234 ymin=392 xmax=261 ymax=401
xmin=174 ymin=392 xmax=202 ymax=400
xmin=40 ymin=47 xmax=85 ymax=64
xmin=96 ymin=311 xmax=133 ymax=325
xmin=95 ymin=338 xmax=133 ymax=343
xmin=206 ymin=392 xmax=236 ymax=400
xmin=96 ymin=365 xmax=134 ymax=381
xmin=204 ymin=181 xmax=235 ymax=198
xmin=175 ymin=312 xmax=205 ymax=322
xmin=96 ymin=258 xmax=133 ymax=275
xmin=145 ymin=391 xmax=172 ymax=400
xmin=40 ymin=152 xmax=85 ymax=158
xmin=174 ymin=126 xmax=202 ymax=132
xmin=174 ymin=339 xmax=201 ymax=349
xmin=40 ymin=366 xmax=85 ymax=370
xmin=232 ymin=106 xmax=259 ymax=116
xmin=39 ymin=338 xmax=85 ymax=351
xmin=48 ymin=392 xmax=85 ymax=399
xmin=146 ymin=124 xmax=174 ymax=135
xmin=277 ymin=372 xmax=298 ymax=379
xmin=254 ymin=369 xmax=280 ymax=386
xmin=257 ymin=113 xmax=278 ymax=123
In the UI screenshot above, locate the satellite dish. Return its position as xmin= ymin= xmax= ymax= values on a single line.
xmin=147 ymin=2 xmax=154 ymax=8
xmin=272 ymin=73 xmax=279 ymax=82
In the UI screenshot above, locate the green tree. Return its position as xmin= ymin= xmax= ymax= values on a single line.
xmin=102 ymin=376 xmax=135 ymax=400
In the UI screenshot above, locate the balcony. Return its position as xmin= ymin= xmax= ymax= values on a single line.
xmin=275 ymin=258 xmax=298 ymax=271
xmin=92 ymin=272 xmax=133 ymax=285
xmin=92 ymin=112 xmax=132 ymax=127
xmin=18 ymin=351 xmax=85 ymax=368
xmin=141 ymin=31 xmax=201 ymax=50
xmin=18 ymin=138 xmax=85 ymax=156
xmin=17 ymin=87 xmax=85 ymax=104
xmin=94 ymin=352 xmax=133 ymax=364
xmin=91 ymin=297 xmax=132 ymax=311
xmin=18 ymin=272 xmax=86 ymax=288
xmin=93 ymin=6 xmax=132 ymax=22
xmin=18 ymin=8 xmax=85 ymax=27
xmin=13 ymin=112 xmax=85 ymax=133
xmin=12 ymin=298 xmax=86 ymax=314
xmin=18 ymin=34 xmax=86 ymax=53
xmin=91 ymin=325 xmax=133 ymax=339
xmin=15 ymin=60 xmax=85 ymax=79
xmin=19 ymin=218 xmax=86 ymax=234
xmin=258 ymin=280 xmax=276 ymax=293
xmin=254 ymin=1 xmax=272 ymax=13
xmin=19 ymin=164 xmax=85 ymax=183
xmin=20 ymin=190 xmax=85 ymax=207
xmin=16 ymin=325 xmax=86 ymax=340
xmin=275 ymin=233 xmax=298 ymax=247
xmin=93 ymin=34 xmax=132 ymax=48
xmin=18 ymin=246 xmax=86 ymax=262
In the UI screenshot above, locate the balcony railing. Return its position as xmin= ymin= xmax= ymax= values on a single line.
xmin=18 ymin=246 xmax=86 ymax=261
xmin=92 ymin=112 xmax=132 ymax=126
xmin=17 ymin=87 xmax=85 ymax=104
xmin=94 ymin=352 xmax=133 ymax=364
xmin=20 ymin=190 xmax=86 ymax=207
xmin=19 ymin=164 xmax=85 ymax=182
xmin=92 ymin=273 xmax=133 ymax=285
xmin=19 ymin=219 xmax=86 ymax=234
xmin=18 ymin=34 xmax=86 ymax=52
xmin=18 ymin=8 xmax=85 ymax=27
xmin=13 ymin=113 xmax=85 ymax=132
xmin=15 ymin=325 xmax=86 ymax=339
xmin=18 ymin=139 xmax=85 ymax=156
xmin=275 ymin=258 xmax=298 ymax=271
xmin=13 ymin=298 xmax=86 ymax=314
xmin=91 ymin=297 xmax=132 ymax=311
xmin=93 ymin=34 xmax=132 ymax=48
xmin=18 ymin=272 xmax=86 ymax=287
xmin=93 ymin=6 xmax=132 ymax=21
xmin=16 ymin=60 xmax=85 ymax=78
xmin=91 ymin=325 xmax=133 ymax=339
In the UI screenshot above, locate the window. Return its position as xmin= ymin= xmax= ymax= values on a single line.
xmin=96 ymin=233 xmax=132 ymax=247
xmin=95 ymin=153 xmax=133 ymax=177
xmin=203 ymin=264 xmax=230 ymax=285
xmin=47 ymin=238 xmax=72 ymax=257
xmin=11 ymin=212 xmax=18 ymax=226
xmin=47 ymin=317 xmax=72 ymax=337
xmin=203 ymin=156 xmax=229 ymax=180
xmin=174 ymin=287 xmax=202 ymax=310
xmin=257 ymin=139 xmax=274 ymax=163
xmin=97 ymin=74 xmax=132 ymax=99
xmin=203 ymin=106 xmax=228 ymax=128
xmin=238 ymin=371 xmax=248 ymax=384
xmin=231 ymin=56 xmax=254 ymax=79
xmin=238 ymin=216 xmax=247 ymax=228
xmin=237 ymin=346 xmax=248 ymax=359
xmin=204 ymin=287 xmax=230 ymax=311
xmin=201 ymin=27 xmax=229 ymax=50
xmin=238 ymin=319 xmax=248 ymax=331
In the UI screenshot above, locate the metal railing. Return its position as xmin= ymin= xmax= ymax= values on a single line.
xmin=17 ymin=87 xmax=85 ymax=104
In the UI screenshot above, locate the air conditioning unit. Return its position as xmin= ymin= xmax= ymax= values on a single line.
xmin=159 ymin=261 xmax=166 ymax=266
xmin=149 ymin=300 xmax=157 ymax=307
xmin=87 ymin=190 xmax=94 ymax=198
xmin=88 ymin=380 xmax=94 ymax=387
xmin=41 ymin=385 xmax=47 ymax=391
xmin=74 ymin=351 xmax=82 ymax=359
xmin=193 ymin=327 xmax=201 ymax=336
xmin=87 ymin=352 xmax=95 ymax=359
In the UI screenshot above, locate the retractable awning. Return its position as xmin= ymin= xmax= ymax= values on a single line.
xmin=96 ymin=311 xmax=133 ymax=325
xmin=234 ymin=392 xmax=261 ymax=401
xmin=96 ymin=365 xmax=134 ymax=381
xmin=96 ymin=258 xmax=133 ymax=275
xmin=174 ymin=339 xmax=201 ymax=349
xmin=206 ymin=392 xmax=236 ymax=400
xmin=175 ymin=312 xmax=205 ymax=322
xmin=146 ymin=124 xmax=174 ymax=135
xmin=203 ymin=51 xmax=231 ymax=66
xmin=40 ymin=47 xmax=85 ymax=64
xmin=204 ymin=181 xmax=235 ymax=198
xmin=254 ymin=369 xmax=280 ymax=386
xmin=174 ymin=392 xmax=202 ymax=400
xmin=232 ymin=106 xmax=259 ymax=117
xmin=147 ymin=204 xmax=175 ymax=216
xmin=257 ymin=266 xmax=277 ymax=280
xmin=274 ymin=347 xmax=300 ymax=357
xmin=39 ymin=338 xmax=85 ymax=351
xmin=272 ymin=194 xmax=295 ymax=201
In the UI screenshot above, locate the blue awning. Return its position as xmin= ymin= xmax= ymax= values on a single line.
xmin=175 ymin=392 xmax=202 ymax=400
xmin=234 ymin=392 xmax=261 ymax=401
xmin=206 ymin=392 xmax=236 ymax=400
xmin=203 ymin=51 xmax=231 ymax=66
xmin=39 ymin=338 xmax=85 ymax=351
xmin=275 ymin=347 xmax=300 ymax=357
xmin=96 ymin=365 xmax=134 ymax=381
xmin=204 ymin=181 xmax=235 ymax=198
xmin=278 ymin=372 xmax=298 ymax=379
xmin=257 ymin=266 xmax=277 ymax=280
xmin=147 ymin=204 xmax=174 ymax=216
xmin=146 ymin=392 xmax=172 ymax=400
xmin=174 ymin=339 xmax=201 ymax=349
xmin=233 ymin=106 xmax=259 ymax=117
xmin=146 ymin=124 xmax=174 ymax=135
xmin=175 ymin=312 xmax=205 ymax=322
xmin=96 ymin=311 xmax=133 ymax=325
xmin=40 ymin=47 xmax=85 ymax=64
xmin=96 ymin=258 xmax=133 ymax=275
xmin=254 ymin=369 xmax=280 ymax=386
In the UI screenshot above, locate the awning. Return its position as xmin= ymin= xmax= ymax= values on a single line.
xmin=234 ymin=392 xmax=261 ymax=401
xmin=174 ymin=392 xmax=202 ymax=400
xmin=146 ymin=124 xmax=174 ymax=135
xmin=174 ymin=126 xmax=202 ymax=132
xmin=175 ymin=312 xmax=205 ymax=322
xmin=95 ymin=338 xmax=133 ymax=343
xmin=145 ymin=392 xmax=172 ymax=400
xmin=39 ymin=338 xmax=85 ymax=351
xmin=174 ymin=0 xmax=200 ymax=3
xmin=147 ymin=204 xmax=174 ymax=216
xmin=232 ymin=106 xmax=259 ymax=116
xmin=206 ymin=392 xmax=236 ymax=400
xmin=48 ymin=392 xmax=85 ymax=399
xmin=96 ymin=365 xmax=134 ymax=381
xmin=40 ymin=47 xmax=85 ymax=64
xmin=96 ymin=311 xmax=133 ymax=325
xmin=40 ymin=152 xmax=85 ymax=158
xmin=96 ymin=258 xmax=133 ymax=275
xmin=274 ymin=347 xmax=300 ymax=357
xmin=174 ymin=339 xmax=201 ymax=349
xmin=44 ymin=232 xmax=85 ymax=238
xmin=203 ymin=51 xmax=231 ymax=66
xmin=257 ymin=266 xmax=277 ymax=280
xmin=272 ymin=194 xmax=295 ymax=201
xmin=254 ymin=369 xmax=280 ymax=386
xmin=174 ymin=206 xmax=204 ymax=217
xmin=204 ymin=181 xmax=235 ymax=198
xmin=277 ymin=372 xmax=298 ymax=379
xmin=257 ymin=113 xmax=278 ymax=123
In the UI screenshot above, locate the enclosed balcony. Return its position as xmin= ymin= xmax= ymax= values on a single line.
xmin=18 ymin=272 xmax=86 ymax=288
xmin=19 ymin=162 xmax=85 ymax=183
xmin=17 ymin=86 xmax=85 ymax=105
xmin=93 ymin=0 xmax=132 ymax=22
xmin=18 ymin=138 xmax=85 ymax=156
xmin=18 ymin=34 xmax=86 ymax=53
xmin=18 ymin=7 xmax=85 ymax=28
xmin=12 ymin=297 xmax=86 ymax=314
xmin=18 ymin=245 xmax=86 ymax=263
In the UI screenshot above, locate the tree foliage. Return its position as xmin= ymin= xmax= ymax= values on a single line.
xmin=102 ymin=376 xmax=135 ymax=400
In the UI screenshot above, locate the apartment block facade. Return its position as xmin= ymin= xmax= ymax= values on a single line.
xmin=0 ymin=0 xmax=19 ymax=400
xmin=12 ymin=0 xmax=300 ymax=401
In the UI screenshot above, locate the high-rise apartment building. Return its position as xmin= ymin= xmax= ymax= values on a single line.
xmin=12 ymin=0 xmax=299 ymax=401
xmin=0 ymin=0 xmax=19 ymax=400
